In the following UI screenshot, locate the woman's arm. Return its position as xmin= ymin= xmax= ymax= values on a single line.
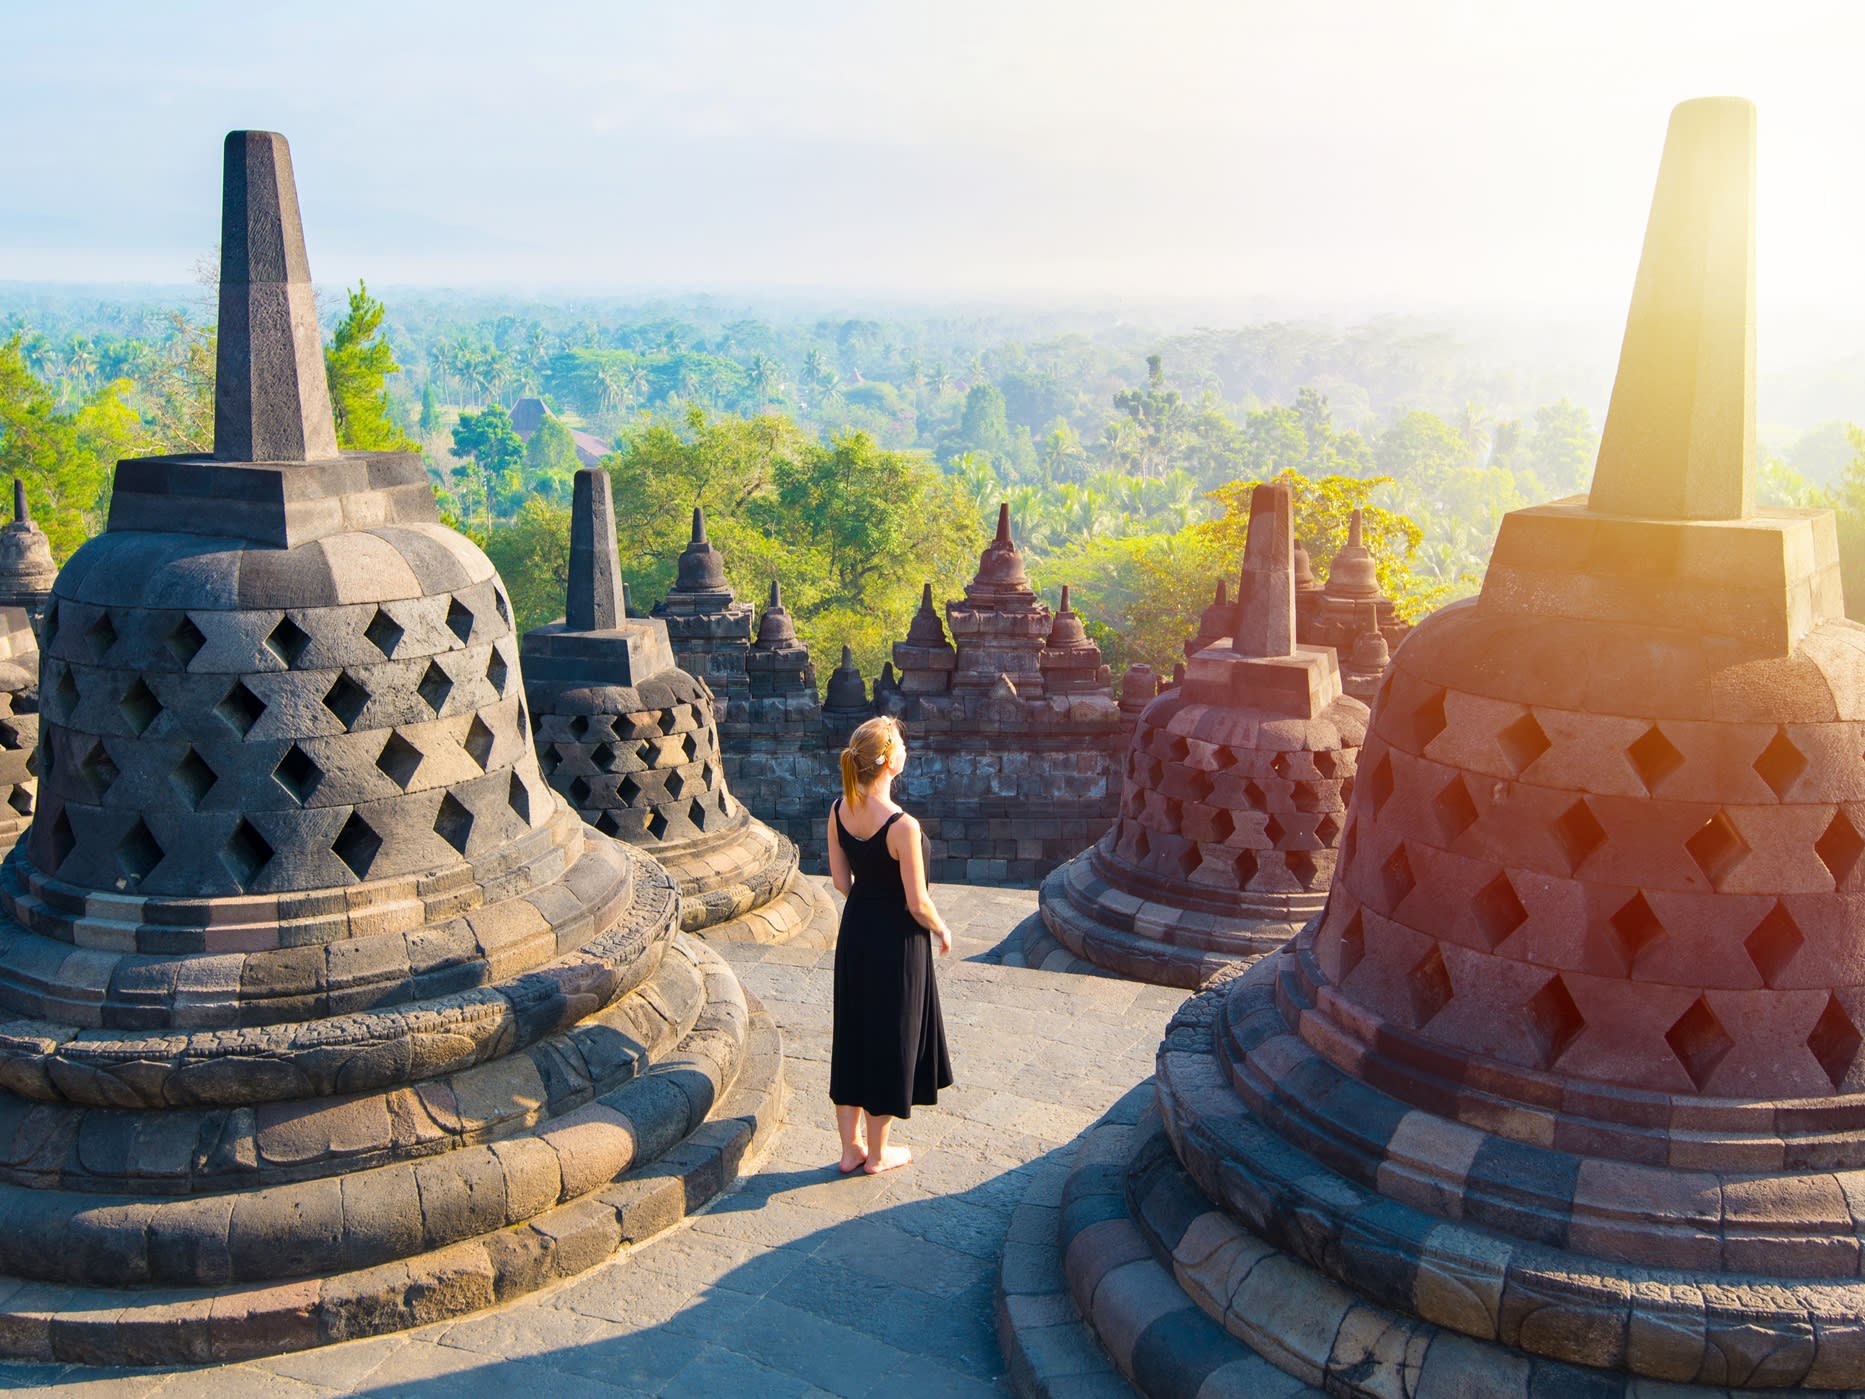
xmin=889 ymin=814 xmax=951 ymax=956
xmin=826 ymin=801 xmax=853 ymax=897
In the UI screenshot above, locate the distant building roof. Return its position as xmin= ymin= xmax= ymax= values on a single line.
xmin=509 ymin=396 xmax=611 ymax=467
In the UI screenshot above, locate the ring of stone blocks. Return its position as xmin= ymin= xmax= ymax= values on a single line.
xmin=1037 ymin=852 xmax=1294 ymax=989
xmin=1319 ymin=620 xmax=1865 ymax=1102
xmin=0 ymin=993 xmax=783 ymax=1364
xmin=0 ymin=909 xmax=712 ymax=1193
xmin=33 ymin=528 xmax=546 ymax=902
xmin=0 ymin=838 xmax=677 ymax=1108
xmin=1256 ymin=914 xmax=1865 ymax=1225
xmin=0 ymin=804 xmax=643 ymax=1034
xmin=1155 ymin=954 xmax=1865 ymax=1387
xmin=661 ymin=823 xmax=803 ymax=933
xmin=0 ymin=934 xmax=749 ymax=1291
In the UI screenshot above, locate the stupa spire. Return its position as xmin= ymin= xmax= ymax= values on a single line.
xmin=212 ymin=131 xmax=340 ymax=464
xmin=12 ymin=480 xmax=25 ymax=523
xmin=1231 ymin=482 xmax=1296 ymax=658
xmin=565 ymin=468 xmax=625 ymax=632
xmin=691 ymin=505 xmax=707 ymax=543
xmin=993 ymin=502 xmax=1012 ymax=546
xmin=1588 ymin=97 xmax=1756 ymax=520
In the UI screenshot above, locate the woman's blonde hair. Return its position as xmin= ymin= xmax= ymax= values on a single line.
xmin=840 ymin=716 xmax=902 ymax=808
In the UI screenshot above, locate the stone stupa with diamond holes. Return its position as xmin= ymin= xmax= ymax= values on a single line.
xmin=1038 ymin=98 xmax=1865 ymax=1399
xmin=0 ymin=480 xmax=56 ymax=628
xmin=1036 ymin=482 xmax=1367 ymax=988
xmin=524 ymin=469 xmax=835 ymax=945
xmin=0 ymin=597 xmax=39 ymax=857
xmin=0 ymin=132 xmax=782 ymax=1367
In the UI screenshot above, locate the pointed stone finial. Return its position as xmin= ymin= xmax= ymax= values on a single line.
xmin=1231 ymin=482 xmax=1296 ymax=658
xmin=566 ymin=468 xmax=625 ymax=631
xmin=1212 ymin=579 xmax=1227 ymax=608
xmin=841 ymin=643 xmax=853 ymax=666
xmin=11 ymin=480 xmax=24 ymax=524
xmin=213 ymin=131 xmax=340 ymax=464
xmin=691 ymin=505 xmax=707 ymax=543
xmin=920 ymin=582 xmax=935 ymax=614
xmin=1588 ymin=97 xmax=1756 ymax=521
xmin=1059 ymin=585 xmax=1073 ymax=614
xmin=994 ymin=502 xmax=1012 ymax=546
xmin=1345 ymin=511 xmax=1363 ymax=549
xmin=769 ymin=579 xmax=782 ymax=609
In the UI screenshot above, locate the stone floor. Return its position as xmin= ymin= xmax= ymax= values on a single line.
xmin=0 ymin=883 xmax=1186 ymax=1399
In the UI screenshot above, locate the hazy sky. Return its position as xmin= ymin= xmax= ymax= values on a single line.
xmin=4 ymin=1 xmax=1863 ymax=319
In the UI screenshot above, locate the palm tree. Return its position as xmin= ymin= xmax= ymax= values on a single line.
xmin=746 ymin=353 xmax=782 ymax=407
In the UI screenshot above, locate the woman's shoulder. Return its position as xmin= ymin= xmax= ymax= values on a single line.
xmin=884 ymin=807 xmax=920 ymax=839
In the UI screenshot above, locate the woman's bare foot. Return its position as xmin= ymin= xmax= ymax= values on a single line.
xmin=862 ymin=1143 xmax=913 ymax=1175
xmin=837 ymin=1145 xmax=868 ymax=1174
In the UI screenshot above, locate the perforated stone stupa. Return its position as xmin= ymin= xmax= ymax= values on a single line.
xmin=651 ymin=507 xmax=753 ymax=711
xmin=523 ymin=469 xmax=835 ymax=945
xmin=0 ymin=601 xmax=38 ymax=857
xmin=1047 ymin=98 xmax=1865 ymax=1398
xmin=1038 ymin=482 xmax=1366 ymax=987
xmin=0 ymin=480 xmax=55 ymax=626
xmin=0 ymin=133 xmax=781 ymax=1365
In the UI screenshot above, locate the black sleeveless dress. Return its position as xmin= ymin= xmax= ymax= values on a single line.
xmin=829 ymin=801 xmax=953 ymax=1119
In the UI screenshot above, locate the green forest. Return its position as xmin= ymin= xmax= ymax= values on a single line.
xmin=2 ymin=282 xmax=1859 ymax=684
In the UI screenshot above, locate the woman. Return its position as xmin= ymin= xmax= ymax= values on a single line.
xmin=826 ymin=714 xmax=954 ymax=1175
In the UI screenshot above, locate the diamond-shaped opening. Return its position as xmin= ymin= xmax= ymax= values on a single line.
xmin=45 ymin=808 xmax=75 ymax=873
xmin=1666 ymin=995 xmax=1734 ymax=1091
xmin=418 ymin=660 xmax=454 ymax=715
xmin=1162 ymin=734 xmax=1190 ymax=763
xmin=1608 ymin=892 xmax=1666 ymax=971
xmin=1163 ymin=797 xmax=1185 ymax=829
xmin=6 ymin=785 xmax=30 ymax=817
xmin=167 ymin=615 xmax=207 ymax=668
xmin=1207 ymin=809 xmax=1235 ymax=843
xmin=265 ymin=615 xmax=312 ymax=667
xmin=80 ymin=740 xmax=119 ymax=798
xmin=1336 ymin=909 xmax=1366 ymax=979
xmin=646 ymin=808 xmax=670 ymax=839
xmin=363 ymin=606 xmax=404 ymax=658
xmin=1753 ymin=728 xmax=1808 ymax=801
xmin=485 ymin=646 xmax=508 ymax=696
xmin=323 ymin=673 xmax=369 ymax=730
xmin=1270 ymin=752 xmax=1294 ymax=781
xmin=1314 ymin=812 xmax=1342 ymax=846
xmin=1286 ymin=850 xmax=1319 ymax=890
xmin=591 ymin=742 xmax=617 ymax=771
xmin=1406 ymin=944 xmax=1454 ymax=1027
xmin=1291 ymin=780 xmax=1320 ymax=810
xmin=1471 ymin=873 xmax=1527 ymax=950
xmin=1263 ymin=813 xmax=1285 ymax=846
xmin=1367 ymin=754 xmax=1394 ymax=819
xmin=517 ymin=702 xmax=530 ymax=734
xmin=215 ymin=680 xmax=265 ymax=737
xmin=1132 ymin=828 xmax=1151 ymax=861
xmin=332 ymin=811 xmax=383 ymax=880
xmin=222 ymin=817 xmax=273 ymax=888
xmin=84 ymin=610 xmax=117 ymax=662
xmin=617 ymin=774 xmax=642 ymax=805
xmin=1745 ymin=900 xmax=1804 ymax=988
xmin=1433 ymin=774 xmax=1477 ymax=843
xmin=665 ymin=768 xmax=689 ymax=800
xmin=51 ymin=666 xmax=79 ymax=719
xmin=1172 ymin=842 xmax=1201 ymax=879
xmin=434 ymin=792 xmax=474 ymax=854
xmin=1313 ymin=750 xmax=1340 ymax=779
xmin=658 ymin=708 xmax=681 ymax=736
xmin=116 ymin=818 xmax=163 ymax=882
xmin=376 ymin=732 xmax=422 ymax=790
xmin=446 ymin=597 xmax=474 ymax=644
xmin=118 ymin=677 xmax=161 ymax=735
xmin=568 ymin=715 xmax=590 ymax=740
xmin=1178 ymin=769 xmax=1212 ymax=805
xmin=508 ymin=772 xmax=532 ymax=824
xmin=0 ymin=720 xmax=23 ymax=751
xmin=1815 ymin=810 xmax=1865 ymax=889
xmin=40 ymin=601 xmax=58 ymax=649
xmin=1553 ymin=798 xmax=1607 ymax=875
xmin=493 ymin=588 xmax=511 ymax=625
xmin=690 ymin=797 xmax=710 ymax=831
xmin=170 ymin=747 xmax=217 ymax=810
xmin=719 ymin=789 xmax=734 ymax=816
xmin=569 ymin=775 xmax=593 ymax=805
xmin=595 ymin=809 xmax=628 ymax=837
xmin=463 ymin=714 xmax=495 ymax=771
xmin=1211 ymin=746 xmax=1239 ymax=772
xmin=1526 ymin=975 xmax=1584 ymax=1069
xmin=273 ymin=742 xmax=324 ymax=804
xmin=1809 ymin=994 xmax=1862 ymax=1091
xmin=1686 ymin=808 xmax=1750 ymax=889
xmin=1409 ymin=689 xmax=1448 ymax=753
xmin=1626 ymin=724 xmax=1685 ymax=793
xmin=681 ymin=732 xmax=701 ymax=763
xmin=1381 ymin=841 xmax=1416 ymax=910
xmin=539 ymin=744 xmax=562 ymax=777
xmin=1241 ymin=778 xmax=1267 ymax=810
xmin=1497 ymin=711 xmax=1551 ymax=776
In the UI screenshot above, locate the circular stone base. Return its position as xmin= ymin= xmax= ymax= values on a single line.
xmin=1037 ymin=849 xmax=1298 ymax=989
xmin=0 ymin=936 xmax=785 ymax=1366
xmin=697 ymin=869 xmax=839 ymax=951
xmin=655 ymin=820 xmax=836 ymax=949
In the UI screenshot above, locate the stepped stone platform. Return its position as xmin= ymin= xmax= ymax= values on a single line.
xmin=1039 ymin=483 xmax=1366 ymax=989
xmin=523 ymin=473 xmax=835 ymax=949
xmin=0 ymin=130 xmax=780 ymax=1366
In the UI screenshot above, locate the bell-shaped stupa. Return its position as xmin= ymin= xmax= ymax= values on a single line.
xmin=0 ymin=480 xmax=55 ymax=627
xmin=1044 ymin=98 xmax=1865 ymax=1397
xmin=0 ymin=600 xmax=38 ymax=857
xmin=524 ymin=470 xmax=834 ymax=945
xmin=0 ymin=134 xmax=781 ymax=1365
xmin=1038 ymin=482 xmax=1367 ymax=987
